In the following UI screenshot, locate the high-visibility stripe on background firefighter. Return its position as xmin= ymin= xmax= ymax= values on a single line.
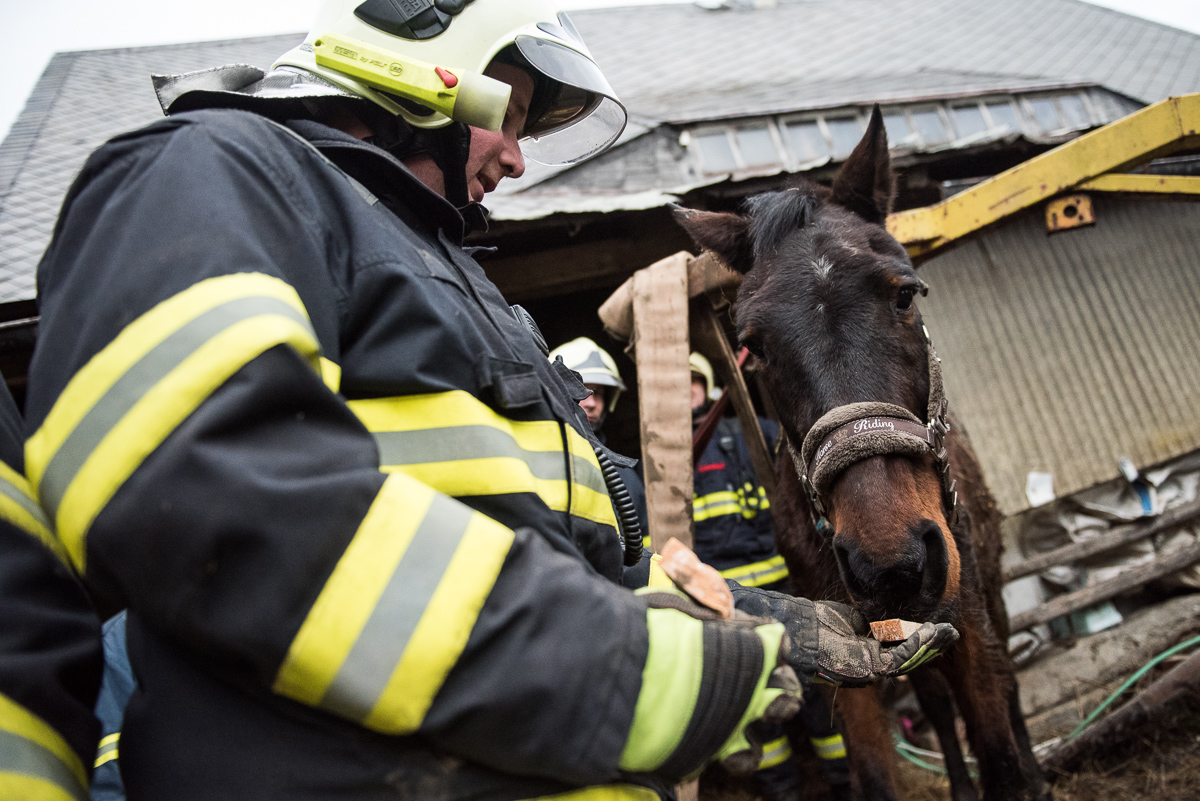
xmin=274 ymin=472 xmax=514 ymax=734
xmin=0 ymin=693 xmax=89 ymax=801
xmin=720 ymin=555 xmax=789 ymax=588
xmin=757 ymin=735 xmax=793 ymax=770
xmin=810 ymin=733 xmax=847 ymax=761
xmin=25 ymin=273 xmax=321 ymax=572
xmin=349 ymin=391 xmax=617 ymax=528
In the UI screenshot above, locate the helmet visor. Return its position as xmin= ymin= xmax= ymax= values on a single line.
xmin=512 ymin=35 xmax=627 ymax=165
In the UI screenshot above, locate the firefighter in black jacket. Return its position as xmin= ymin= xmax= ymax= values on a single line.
xmin=0 ymin=371 xmax=102 ymax=801
xmin=25 ymin=2 xmax=957 ymax=799
xmin=689 ymin=353 xmax=851 ymax=801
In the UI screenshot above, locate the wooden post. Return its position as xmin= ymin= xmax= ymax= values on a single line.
xmin=632 ymin=252 xmax=694 ymax=552
xmin=693 ymin=301 xmax=777 ymax=500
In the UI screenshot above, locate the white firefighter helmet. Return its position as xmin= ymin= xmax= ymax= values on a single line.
xmin=689 ymin=352 xmax=718 ymax=401
xmin=549 ymin=337 xmax=626 ymax=412
xmin=275 ymin=0 xmax=627 ymax=164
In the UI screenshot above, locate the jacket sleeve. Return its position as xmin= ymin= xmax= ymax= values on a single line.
xmin=0 ymin=380 xmax=102 ymax=801
xmin=25 ymin=115 xmax=771 ymax=787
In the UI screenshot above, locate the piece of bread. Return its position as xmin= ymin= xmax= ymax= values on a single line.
xmin=869 ymin=618 xmax=922 ymax=642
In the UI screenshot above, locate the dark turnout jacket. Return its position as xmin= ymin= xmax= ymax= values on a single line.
xmin=26 ymin=108 xmax=772 ymax=801
xmin=0 ymin=372 xmax=102 ymax=801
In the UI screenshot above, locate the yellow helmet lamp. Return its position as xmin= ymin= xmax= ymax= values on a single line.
xmin=549 ymin=337 xmax=626 ymax=412
xmin=275 ymin=0 xmax=627 ymax=165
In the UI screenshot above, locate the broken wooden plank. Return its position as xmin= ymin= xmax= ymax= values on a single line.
xmin=1041 ymin=646 xmax=1200 ymax=775
xmin=1004 ymin=498 xmax=1200 ymax=582
xmin=1009 ymin=540 xmax=1200 ymax=632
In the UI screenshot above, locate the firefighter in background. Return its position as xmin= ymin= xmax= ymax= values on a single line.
xmin=0 ymin=371 xmax=103 ymax=800
xmin=25 ymin=1 xmax=957 ymax=798
xmin=690 ymin=352 xmax=852 ymax=801
xmin=548 ymin=338 xmax=651 ymax=587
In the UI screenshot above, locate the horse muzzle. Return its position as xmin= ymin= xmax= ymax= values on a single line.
xmin=833 ymin=516 xmax=950 ymax=621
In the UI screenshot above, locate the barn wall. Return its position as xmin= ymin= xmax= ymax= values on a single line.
xmin=918 ymin=195 xmax=1200 ymax=515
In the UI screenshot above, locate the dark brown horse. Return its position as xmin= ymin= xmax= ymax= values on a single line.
xmin=676 ymin=109 xmax=1049 ymax=801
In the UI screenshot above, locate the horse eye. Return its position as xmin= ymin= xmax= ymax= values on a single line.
xmin=741 ymin=336 xmax=766 ymax=361
xmin=895 ymin=287 xmax=916 ymax=312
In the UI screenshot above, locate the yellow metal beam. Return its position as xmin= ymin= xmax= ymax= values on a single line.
xmin=1076 ymin=174 xmax=1200 ymax=195
xmin=887 ymin=94 xmax=1200 ymax=258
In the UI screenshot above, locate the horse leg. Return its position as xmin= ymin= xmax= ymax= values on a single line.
xmin=942 ymin=606 xmax=1049 ymax=801
xmin=833 ymin=685 xmax=900 ymax=801
xmin=909 ymin=668 xmax=980 ymax=801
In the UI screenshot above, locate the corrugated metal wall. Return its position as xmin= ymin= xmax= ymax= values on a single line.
xmin=919 ymin=196 xmax=1200 ymax=515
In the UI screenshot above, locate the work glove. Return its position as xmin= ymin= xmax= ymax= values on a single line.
xmin=726 ymin=583 xmax=959 ymax=687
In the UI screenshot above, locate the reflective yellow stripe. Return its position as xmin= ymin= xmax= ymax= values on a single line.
xmin=93 ymin=733 xmax=119 ymax=768
xmin=0 ymin=693 xmax=87 ymax=801
xmin=811 ymin=733 xmax=847 ymax=760
xmin=349 ymin=391 xmax=617 ymax=527
xmin=693 ymin=485 xmax=770 ymax=523
xmin=647 ymin=554 xmax=673 ymax=588
xmin=26 ymin=273 xmax=320 ymax=572
xmin=525 ymin=786 xmax=659 ymax=801
xmin=0 ymin=460 xmax=64 ymax=565
xmin=757 ymin=735 xmax=793 ymax=770
xmin=720 ymin=555 xmax=789 ymax=588
xmin=619 ymin=608 xmax=704 ymax=772
xmin=274 ymin=472 xmax=514 ymax=734
xmin=320 ymin=357 xmax=342 ymax=393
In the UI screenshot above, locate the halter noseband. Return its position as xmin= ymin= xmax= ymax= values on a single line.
xmin=785 ymin=325 xmax=959 ymax=534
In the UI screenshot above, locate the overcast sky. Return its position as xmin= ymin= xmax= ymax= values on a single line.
xmin=2 ymin=0 xmax=1199 ymax=141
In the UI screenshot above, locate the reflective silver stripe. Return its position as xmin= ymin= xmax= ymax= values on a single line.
xmin=0 ymin=473 xmax=51 ymax=532
xmin=372 ymin=426 xmax=608 ymax=495
xmin=757 ymin=736 xmax=793 ymax=769
xmin=811 ymin=734 xmax=846 ymax=760
xmin=38 ymin=297 xmax=314 ymax=518
xmin=94 ymin=734 xmax=118 ymax=764
xmin=0 ymin=728 xmax=87 ymax=801
xmin=318 ymin=493 xmax=472 ymax=721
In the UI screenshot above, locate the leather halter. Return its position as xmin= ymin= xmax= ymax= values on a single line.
xmin=784 ymin=325 xmax=959 ymax=534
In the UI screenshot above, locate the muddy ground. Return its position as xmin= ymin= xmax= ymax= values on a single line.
xmin=701 ymin=699 xmax=1200 ymax=801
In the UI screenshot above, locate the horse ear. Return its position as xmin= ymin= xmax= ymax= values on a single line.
xmin=673 ymin=207 xmax=755 ymax=273
xmin=830 ymin=105 xmax=894 ymax=225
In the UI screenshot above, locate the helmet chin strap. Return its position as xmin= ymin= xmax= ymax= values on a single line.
xmin=361 ymin=106 xmax=475 ymax=209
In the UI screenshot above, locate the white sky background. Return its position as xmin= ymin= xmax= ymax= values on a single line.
xmin=1 ymin=0 xmax=1199 ymax=141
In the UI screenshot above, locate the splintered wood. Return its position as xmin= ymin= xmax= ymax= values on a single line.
xmin=870 ymin=619 xmax=922 ymax=642
xmin=659 ymin=538 xmax=735 ymax=619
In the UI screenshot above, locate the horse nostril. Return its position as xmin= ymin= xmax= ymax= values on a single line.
xmin=834 ymin=529 xmax=934 ymax=616
xmin=918 ymin=519 xmax=950 ymax=603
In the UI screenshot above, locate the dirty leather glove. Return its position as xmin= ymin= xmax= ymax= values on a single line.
xmin=726 ymin=583 xmax=959 ymax=687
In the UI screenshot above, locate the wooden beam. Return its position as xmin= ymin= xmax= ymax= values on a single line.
xmin=692 ymin=301 xmax=776 ymax=500
xmin=1042 ymin=647 xmax=1200 ymax=775
xmin=632 ymin=252 xmax=695 ymax=552
xmin=1009 ymin=540 xmax=1200 ymax=632
xmin=1004 ymin=498 xmax=1200 ymax=582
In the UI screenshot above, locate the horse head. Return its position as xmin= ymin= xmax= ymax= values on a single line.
xmin=676 ymin=108 xmax=961 ymax=623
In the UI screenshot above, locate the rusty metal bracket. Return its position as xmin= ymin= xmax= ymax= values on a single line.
xmin=1045 ymin=194 xmax=1095 ymax=233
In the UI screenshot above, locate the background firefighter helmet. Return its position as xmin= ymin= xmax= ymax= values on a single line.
xmin=689 ymin=352 xmax=718 ymax=402
xmin=275 ymin=0 xmax=627 ymax=164
xmin=549 ymin=337 xmax=626 ymax=412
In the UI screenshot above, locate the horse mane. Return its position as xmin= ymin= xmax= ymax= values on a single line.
xmin=743 ymin=188 xmax=820 ymax=260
